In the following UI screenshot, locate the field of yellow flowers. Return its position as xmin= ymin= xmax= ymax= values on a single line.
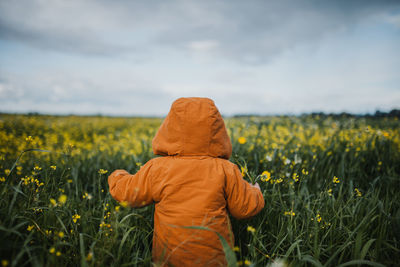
xmin=0 ymin=114 xmax=399 ymax=266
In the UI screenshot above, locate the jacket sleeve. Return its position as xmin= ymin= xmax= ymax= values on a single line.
xmin=224 ymin=162 xmax=265 ymax=219
xmin=108 ymin=161 xmax=154 ymax=207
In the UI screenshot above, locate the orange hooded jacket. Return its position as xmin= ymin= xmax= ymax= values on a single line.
xmin=108 ymin=97 xmax=265 ymax=266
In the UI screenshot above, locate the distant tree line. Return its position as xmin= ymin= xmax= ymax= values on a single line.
xmin=1 ymin=109 xmax=399 ymax=119
xmin=232 ymin=109 xmax=400 ymax=119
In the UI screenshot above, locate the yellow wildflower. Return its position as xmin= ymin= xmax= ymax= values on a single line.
xmin=240 ymin=166 xmax=247 ymax=177
xmin=33 ymin=166 xmax=42 ymax=171
xmin=233 ymin=246 xmax=240 ymax=252
xmin=238 ymin=137 xmax=246 ymax=144
xmin=25 ymin=136 xmax=33 ymax=142
xmin=50 ymin=165 xmax=57 ymax=170
xmin=49 ymin=247 xmax=55 ymax=254
xmin=4 ymin=169 xmax=10 ymax=176
xmin=58 ymin=194 xmax=67 ymax=205
xmin=115 ymin=206 xmax=120 ymax=212
xmin=56 ymin=251 xmax=61 ymax=256
xmin=244 ymin=260 xmax=251 ymax=266
xmin=50 ymin=198 xmax=57 ymax=207
xmin=0 ymin=177 xmax=5 ymax=182
xmin=27 ymin=225 xmax=34 ymax=231
xmin=292 ymin=173 xmax=299 ymax=182
xmin=261 ymin=171 xmax=271 ymax=182
xmin=247 ymin=225 xmax=256 ymax=233
xmin=332 ymin=176 xmax=340 ymax=184
xmin=98 ymin=169 xmax=108 ymax=175
xmin=72 ymin=214 xmax=81 ymax=223
xmin=327 ymin=188 xmax=333 ymax=196
xmin=316 ymin=214 xmax=322 ymax=223
xmin=82 ymin=192 xmax=92 ymax=200
xmin=58 ymin=231 xmax=64 ymax=238
xmin=120 ymin=201 xmax=128 ymax=207
xmin=1 ymin=260 xmax=9 ymax=267
xmin=355 ymin=188 xmax=362 ymax=197
xmin=284 ymin=211 xmax=295 ymax=217
xmin=86 ymin=252 xmax=93 ymax=261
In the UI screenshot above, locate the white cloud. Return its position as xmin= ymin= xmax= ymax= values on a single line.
xmin=188 ymin=40 xmax=219 ymax=53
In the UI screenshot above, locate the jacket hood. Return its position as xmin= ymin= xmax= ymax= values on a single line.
xmin=152 ymin=97 xmax=232 ymax=159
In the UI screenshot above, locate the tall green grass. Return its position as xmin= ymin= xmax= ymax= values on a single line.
xmin=0 ymin=114 xmax=399 ymax=266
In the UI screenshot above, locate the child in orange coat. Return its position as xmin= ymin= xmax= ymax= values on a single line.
xmin=108 ymin=97 xmax=264 ymax=266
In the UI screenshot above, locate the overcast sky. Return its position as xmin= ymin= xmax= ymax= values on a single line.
xmin=0 ymin=0 xmax=399 ymax=116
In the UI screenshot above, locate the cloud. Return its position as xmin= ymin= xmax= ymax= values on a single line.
xmin=1 ymin=0 xmax=398 ymax=61
xmin=0 ymin=70 xmax=173 ymax=116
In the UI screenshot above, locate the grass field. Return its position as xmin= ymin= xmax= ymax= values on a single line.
xmin=0 ymin=114 xmax=399 ymax=266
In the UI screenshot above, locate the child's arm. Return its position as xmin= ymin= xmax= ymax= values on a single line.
xmin=108 ymin=161 xmax=154 ymax=207
xmin=224 ymin=163 xmax=265 ymax=219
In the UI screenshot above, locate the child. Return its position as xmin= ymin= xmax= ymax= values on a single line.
xmin=108 ymin=97 xmax=264 ymax=266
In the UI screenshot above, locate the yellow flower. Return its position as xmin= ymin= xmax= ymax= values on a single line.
xmin=327 ymin=188 xmax=332 ymax=196
xmin=50 ymin=198 xmax=57 ymax=207
xmin=98 ymin=169 xmax=108 ymax=175
xmin=0 ymin=177 xmax=5 ymax=182
xmin=244 ymin=260 xmax=251 ymax=266
xmin=27 ymin=225 xmax=35 ymax=231
xmin=86 ymin=252 xmax=93 ymax=261
xmin=50 ymin=165 xmax=57 ymax=170
xmin=332 ymin=176 xmax=340 ymax=184
xmin=292 ymin=173 xmax=299 ymax=182
xmin=33 ymin=166 xmax=42 ymax=171
xmin=56 ymin=251 xmax=61 ymax=256
xmin=58 ymin=231 xmax=64 ymax=238
xmin=82 ymin=192 xmax=93 ymax=199
xmin=316 ymin=214 xmax=322 ymax=223
xmin=233 ymin=246 xmax=240 ymax=252
xmin=241 ymin=166 xmax=247 ymax=177
xmin=72 ymin=214 xmax=81 ymax=223
xmin=115 ymin=206 xmax=120 ymax=212
xmin=261 ymin=171 xmax=271 ymax=182
xmin=49 ymin=247 xmax=55 ymax=254
xmin=284 ymin=210 xmax=295 ymax=217
xmin=58 ymin=194 xmax=67 ymax=205
xmin=120 ymin=201 xmax=128 ymax=207
xmin=67 ymin=179 xmax=73 ymax=183
xmin=355 ymin=188 xmax=362 ymax=197
xmin=1 ymin=260 xmax=9 ymax=267
xmin=247 ymin=225 xmax=256 ymax=233
xmin=238 ymin=137 xmax=246 ymax=144
xmin=25 ymin=135 xmax=33 ymax=142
